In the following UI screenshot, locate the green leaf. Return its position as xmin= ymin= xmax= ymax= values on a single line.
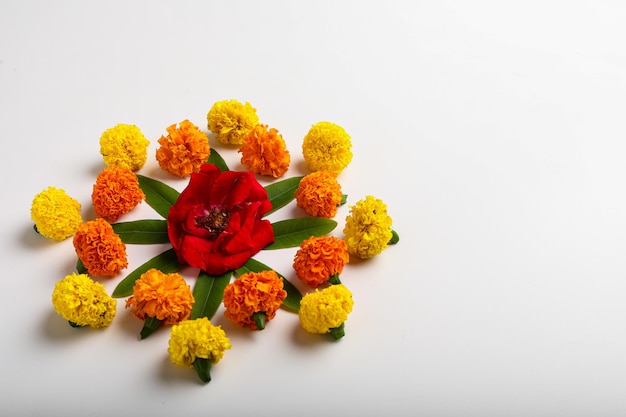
xmin=265 ymin=217 xmax=338 ymax=250
xmin=111 ymin=248 xmax=182 ymax=298
xmin=140 ymin=316 xmax=162 ymax=340
xmin=193 ymin=357 xmax=212 ymax=383
xmin=389 ymin=229 xmax=400 ymax=245
xmin=207 ymin=148 xmax=229 ymax=172
xmin=137 ymin=174 xmax=180 ymax=219
xmin=111 ymin=219 xmax=169 ymax=244
xmin=76 ymin=258 xmax=87 ymax=274
xmin=190 ymin=270 xmax=232 ymax=320
xmin=236 ymin=258 xmax=302 ymax=311
xmin=264 ymin=176 xmax=303 ymax=216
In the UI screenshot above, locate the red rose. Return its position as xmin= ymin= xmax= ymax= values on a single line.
xmin=167 ymin=163 xmax=274 ymax=275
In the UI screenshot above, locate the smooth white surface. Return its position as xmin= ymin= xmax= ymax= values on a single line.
xmin=2 ymin=1 xmax=626 ymax=416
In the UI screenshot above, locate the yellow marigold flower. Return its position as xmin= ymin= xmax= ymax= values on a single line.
xmin=126 ymin=268 xmax=194 ymax=325
xmin=91 ymin=166 xmax=145 ymax=222
xmin=73 ymin=218 xmax=128 ymax=277
xmin=223 ymin=270 xmax=287 ymax=330
xmin=156 ymin=119 xmax=210 ymax=177
xmin=302 ymin=121 xmax=352 ymax=173
xmin=168 ymin=317 xmax=231 ymax=368
xmin=99 ymin=123 xmax=150 ymax=171
xmin=51 ymin=273 xmax=117 ymax=328
xmin=294 ymin=171 xmax=342 ymax=218
xmin=298 ymin=284 xmax=354 ymax=338
xmin=293 ymin=236 xmax=349 ymax=288
xmin=343 ymin=195 xmax=393 ymax=259
xmin=238 ymin=124 xmax=290 ymax=178
xmin=207 ymin=99 xmax=259 ymax=146
xmin=30 ymin=186 xmax=82 ymax=241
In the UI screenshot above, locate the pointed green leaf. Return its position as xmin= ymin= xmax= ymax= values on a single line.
xmin=76 ymin=258 xmax=87 ymax=274
xmin=236 ymin=258 xmax=302 ymax=311
xmin=264 ymin=176 xmax=303 ymax=216
xmin=190 ymin=270 xmax=232 ymax=320
xmin=140 ymin=316 xmax=162 ymax=340
xmin=137 ymin=174 xmax=180 ymax=219
xmin=265 ymin=217 xmax=337 ymax=250
xmin=111 ymin=219 xmax=169 ymax=244
xmin=193 ymin=357 xmax=212 ymax=383
xmin=389 ymin=229 xmax=400 ymax=245
xmin=111 ymin=248 xmax=182 ymax=298
xmin=207 ymin=148 xmax=229 ymax=172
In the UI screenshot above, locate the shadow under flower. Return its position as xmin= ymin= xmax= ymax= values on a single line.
xmin=289 ymin=318 xmax=339 ymax=349
xmin=19 ymin=222 xmax=57 ymax=249
xmin=114 ymin=304 xmax=148 ymax=341
xmin=210 ymin=312 xmax=256 ymax=344
xmin=42 ymin=309 xmax=103 ymax=342
xmin=157 ymin=353 xmax=203 ymax=385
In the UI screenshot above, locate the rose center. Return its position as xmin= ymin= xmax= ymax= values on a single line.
xmin=195 ymin=207 xmax=231 ymax=237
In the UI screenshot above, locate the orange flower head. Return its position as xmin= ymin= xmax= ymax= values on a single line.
xmin=293 ymin=235 xmax=349 ymax=288
xmin=92 ymin=166 xmax=145 ymax=222
xmin=238 ymin=124 xmax=290 ymax=178
xmin=125 ymin=268 xmax=194 ymax=325
xmin=156 ymin=119 xmax=210 ymax=177
xmin=223 ymin=270 xmax=287 ymax=330
xmin=294 ymin=171 xmax=342 ymax=218
xmin=73 ymin=218 xmax=128 ymax=277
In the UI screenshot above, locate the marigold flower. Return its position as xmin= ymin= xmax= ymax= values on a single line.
xmin=91 ymin=166 xmax=145 ymax=222
xmin=294 ymin=171 xmax=342 ymax=218
xmin=302 ymin=121 xmax=352 ymax=173
xmin=30 ymin=186 xmax=82 ymax=241
xmin=293 ymin=236 xmax=349 ymax=288
xmin=168 ymin=317 xmax=231 ymax=383
xmin=99 ymin=123 xmax=150 ymax=171
xmin=238 ymin=124 xmax=291 ymax=178
xmin=125 ymin=268 xmax=194 ymax=325
xmin=73 ymin=218 xmax=128 ymax=277
xmin=168 ymin=317 xmax=231 ymax=368
xmin=207 ymin=99 xmax=259 ymax=146
xmin=223 ymin=270 xmax=287 ymax=330
xmin=51 ymin=273 xmax=117 ymax=328
xmin=342 ymin=195 xmax=393 ymax=259
xmin=156 ymin=119 xmax=210 ymax=177
xmin=298 ymin=284 xmax=354 ymax=338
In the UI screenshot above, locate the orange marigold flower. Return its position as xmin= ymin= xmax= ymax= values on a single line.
xmin=293 ymin=235 xmax=349 ymax=288
xmin=73 ymin=218 xmax=128 ymax=277
xmin=223 ymin=270 xmax=287 ymax=330
xmin=238 ymin=124 xmax=290 ymax=178
xmin=294 ymin=171 xmax=343 ymax=218
xmin=156 ymin=119 xmax=210 ymax=177
xmin=125 ymin=268 xmax=194 ymax=325
xmin=91 ymin=166 xmax=145 ymax=222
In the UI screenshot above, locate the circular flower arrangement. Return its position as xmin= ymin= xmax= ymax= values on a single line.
xmin=31 ymin=99 xmax=400 ymax=384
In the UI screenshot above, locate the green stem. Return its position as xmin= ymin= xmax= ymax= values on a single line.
xmin=329 ymin=322 xmax=345 ymax=340
xmin=76 ymin=258 xmax=87 ymax=274
xmin=328 ymin=273 xmax=341 ymax=285
xmin=193 ymin=357 xmax=212 ymax=383
xmin=140 ymin=316 xmax=162 ymax=339
xmin=388 ymin=229 xmax=400 ymax=245
xmin=68 ymin=321 xmax=82 ymax=328
xmin=252 ymin=311 xmax=266 ymax=330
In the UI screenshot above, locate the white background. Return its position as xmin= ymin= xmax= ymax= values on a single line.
xmin=2 ymin=1 xmax=626 ymax=416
